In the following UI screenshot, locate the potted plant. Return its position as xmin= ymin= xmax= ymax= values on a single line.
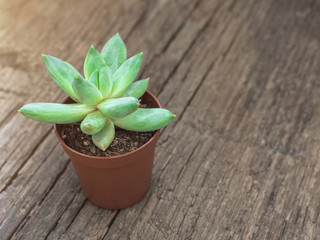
xmin=18 ymin=33 xmax=175 ymax=209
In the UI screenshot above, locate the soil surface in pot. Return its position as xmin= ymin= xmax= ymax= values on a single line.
xmin=62 ymin=104 xmax=155 ymax=157
xmin=63 ymin=124 xmax=155 ymax=157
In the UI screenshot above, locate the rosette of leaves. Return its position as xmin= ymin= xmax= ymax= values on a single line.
xmin=19 ymin=33 xmax=175 ymax=150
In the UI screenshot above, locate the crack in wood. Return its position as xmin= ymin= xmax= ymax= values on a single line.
xmin=124 ymin=2 xmax=149 ymax=43
xmin=156 ymin=10 xmax=216 ymax=97
xmin=0 ymin=139 xmax=23 ymax=171
xmin=101 ymin=210 xmax=120 ymax=239
xmin=0 ymin=128 xmax=53 ymax=194
xmin=23 ymin=142 xmax=60 ymax=186
xmin=43 ymin=188 xmax=83 ymax=240
xmin=38 ymin=162 xmax=71 ymax=209
xmin=0 ymin=102 xmax=22 ymax=128
xmin=174 ymin=59 xmax=216 ymax=125
xmin=175 ymin=141 xmax=201 ymax=182
xmin=160 ymin=18 xmax=187 ymax=54
xmin=137 ymin=0 xmax=204 ymax=83
xmin=60 ymin=198 xmax=88 ymax=238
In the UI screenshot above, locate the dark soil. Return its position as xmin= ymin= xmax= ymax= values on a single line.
xmin=62 ymin=103 xmax=155 ymax=157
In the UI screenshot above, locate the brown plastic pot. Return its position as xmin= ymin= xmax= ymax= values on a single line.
xmin=54 ymin=91 xmax=161 ymax=209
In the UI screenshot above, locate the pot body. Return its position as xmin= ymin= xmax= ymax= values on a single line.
xmin=54 ymin=91 xmax=161 ymax=209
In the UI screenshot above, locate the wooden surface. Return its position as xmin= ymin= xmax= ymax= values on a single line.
xmin=0 ymin=0 xmax=319 ymax=239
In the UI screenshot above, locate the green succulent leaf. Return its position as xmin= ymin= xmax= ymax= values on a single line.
xmin=114 ymin=108 xmax=175 ymax=132
xmin=110 ymin=52 xmax=143 ymax=98
xmin=80 ymin=110 xmax=106 ymax=135
xmin=89 ymin=70 xmax=99 ymax=89
xmin=101 ymin=33 xmax=127 ymax=74
xmin=84 ymin=46 xmax=106 ymax=80
xmin=42 ymin=55 xmax=81 ymax=101
xmin=99 ymin=66 xmax=113 ymax=98
xmin=19 ymin=103 xmax=95 ymax=124
xmin=97 ymin=97 xmax=139 ymax=118
xmin=122 ymin=78 xmax=149 ymax=99
xmin=92 ymin=118 xmax=115 ymax=151
xmin=72 ymin=76 xmax=103 ymax=105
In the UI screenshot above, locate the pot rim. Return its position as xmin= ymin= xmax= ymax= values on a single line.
xmin=53 ymin=90 xmax=161 ymax=161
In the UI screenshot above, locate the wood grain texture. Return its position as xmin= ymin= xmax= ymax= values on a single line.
xmin=0 ymin=0 xmax=319 ymax=239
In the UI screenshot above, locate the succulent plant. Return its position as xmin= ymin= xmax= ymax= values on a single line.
xmin=19 ymin=33 xmax=175 ymax=151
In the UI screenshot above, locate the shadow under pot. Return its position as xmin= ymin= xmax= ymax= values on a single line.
xmin=54 ymin=91 xmax=161 ymax=209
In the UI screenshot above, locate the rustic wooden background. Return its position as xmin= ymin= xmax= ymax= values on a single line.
xmin=0 ymin=0 xmax=319 ymax=239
